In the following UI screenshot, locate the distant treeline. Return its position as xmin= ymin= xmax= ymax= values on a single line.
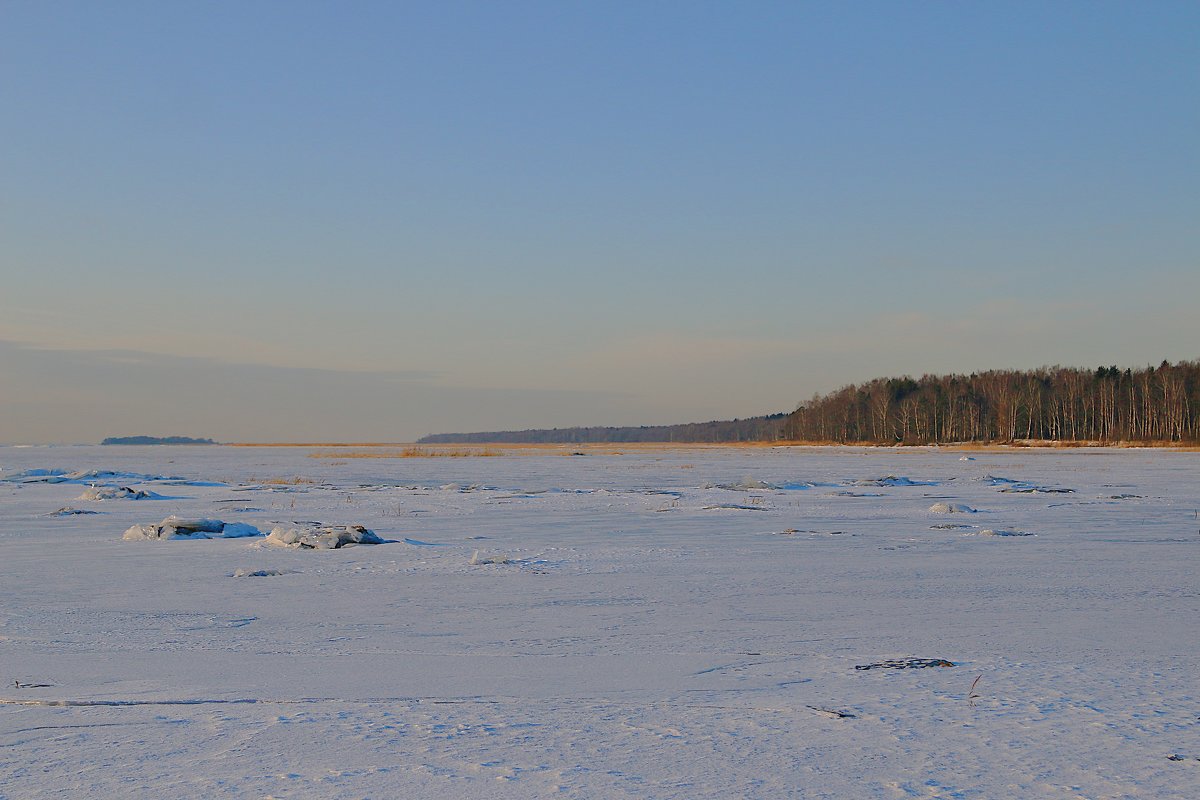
xmin=101 ymin=436 xmax=217 ymax=445
xmin=419 ymin=361 xmax=1200 ymax=445
xmin=419 ymin=414 xmax=789 ymax=444
xmin=783 ymin=361 xmax=1200 ymax=444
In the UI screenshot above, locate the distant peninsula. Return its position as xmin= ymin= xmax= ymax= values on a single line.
xmin=101 ymin=436 xmax=217 ymax=445
xmin=419 ymin=414 xmax=788 ymax=444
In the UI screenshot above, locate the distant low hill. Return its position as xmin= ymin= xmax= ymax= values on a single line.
xmin=101 ymin=436 xmax=217 ymax=445
xmin=419 ymin=414 xmax=789 ymax=444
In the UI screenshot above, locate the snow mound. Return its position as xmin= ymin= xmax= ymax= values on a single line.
xmin=264 ymin=524 xmax=384 ymax=549
xmin=999 ymin=485 xmax=1074 ymax=494
xmin=123 ymin=516 xmax=262 ymax=541
xmin=928 ymin=502 xmax=975 ymax=514
xmin=980 ymin=475 xmax=1021 ymax=485
xmin=2 ymin=468 xmax=68 ymax=482
xmin=65 ymin=469 xmax=178 ymax=483
xmin=853 ymin=476 xmax=937 ymax=487
xmin=977 ymin=475 xmax=1074 ymax=493
xmin=713 ymin=477 xmax=813 ymax=491
xmin=724 ymin=476 xmax=775 ymax=490
xmin=4 ymin=469 xmax=182 ymax=485
xmin=77 ymin=486 xmax=162 ymax=501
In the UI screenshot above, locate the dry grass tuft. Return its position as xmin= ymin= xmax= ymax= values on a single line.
xmin=308 ymin=446 xmax=503 ymax=459
xmin=968 ymin=674 xmax=983 ymax=707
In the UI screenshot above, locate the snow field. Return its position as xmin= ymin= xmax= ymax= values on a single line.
xmin=1 ymin=445 xmax=1197 ymax=798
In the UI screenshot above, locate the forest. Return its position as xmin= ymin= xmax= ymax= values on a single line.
xmin=781 ymin=361 xmax=1200 ymax=444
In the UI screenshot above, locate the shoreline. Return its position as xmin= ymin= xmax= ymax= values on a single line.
xmin=218 ymin=440 xmax=1200 ymax=454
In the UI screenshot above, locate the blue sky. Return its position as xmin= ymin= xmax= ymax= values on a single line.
xmin=2 ymin=1 xmax=1197 ymax=442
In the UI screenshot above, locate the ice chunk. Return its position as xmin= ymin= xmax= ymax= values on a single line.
xmin=928 ymin=502 xmax=975 ymax=514
xmin=853 ymin=476 xmax=938 ymax=487
xmin=122 ymin=516 xmax=261 ymax=541
xmin=264 ymin=524 xmax=384 ymax=549
xmin=469 ymin=550 xmax=510 ymax=565
xmin=77 ymin=486 xmax=162 ymax=501
xmin=4 ymin=469 xmax=182 ymax=484
xmin=725 ymin=476 xmax=774 ymax=490
xmin=2 ymin=468 xmax=69 ymax=483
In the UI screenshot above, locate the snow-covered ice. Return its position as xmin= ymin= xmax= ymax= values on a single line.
xmin=264 ymin=523 xmax=384 ymax=549
xmin=972 ymin=528 xmax=1036 ymax=537
xmin=122 ymin=516 xmax=261 ymax=540
xmin=469 ymin=549 xmax=511 ymax=565
xmin=927 ymin=501 xmax=976 ymax=513
xmin=76 ymin=486 xmax=163 ymax=501
xmin=1 ymin=444 xmax=1198 ymax=798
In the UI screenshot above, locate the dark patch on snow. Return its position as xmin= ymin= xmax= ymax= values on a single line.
xmin=776 ymin=529 xmax=851 ymax=536
xmin=855 ymin=658 xmax=955 ymax=670
xmin=807 ymin=705 xmax=856 ymax=719
xmin=701 ymin=503 xmax=770 ymax=511
xmin=232 ymin=568 xmax=290 ymax=578
xmin=48 ymin=507 xmax=100 ymax=517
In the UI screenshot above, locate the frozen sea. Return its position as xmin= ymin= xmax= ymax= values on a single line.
xmin=1 ymin=444 xmax=1197 ymax=799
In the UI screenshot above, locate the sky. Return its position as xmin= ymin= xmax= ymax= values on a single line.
xmin=2 ymin=1 xmax=1197 ymax=443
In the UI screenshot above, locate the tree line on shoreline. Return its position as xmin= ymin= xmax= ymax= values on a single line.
xmin=781 ymin=360 xmax=1200 ymax=444
xmin=419 ymin=360 xmax=1199 ymax=445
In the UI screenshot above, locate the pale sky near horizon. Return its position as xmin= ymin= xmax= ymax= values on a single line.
xmin=2 ymin=1 xmax=1197 ymax=443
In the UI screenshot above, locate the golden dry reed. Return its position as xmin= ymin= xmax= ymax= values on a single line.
xmin=307 ymin=446 xmax=503 ymax=459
